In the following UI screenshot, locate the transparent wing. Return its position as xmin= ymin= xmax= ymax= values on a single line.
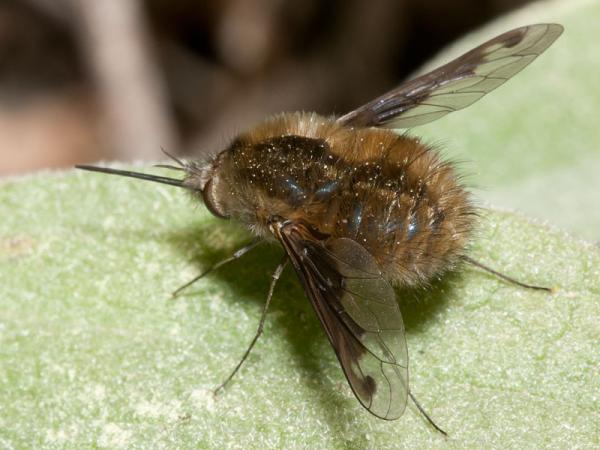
xmin=338 ymin=23 xmax=563 ymax=129
xmin=277 ymin=221 xmax=408 ymax=420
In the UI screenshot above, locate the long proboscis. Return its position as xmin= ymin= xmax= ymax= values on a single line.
xmin=75 ymin=165 xmax=188 ymax=189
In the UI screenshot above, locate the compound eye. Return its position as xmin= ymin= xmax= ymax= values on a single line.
xmin=202 ymin=177 xmax=230 ymax=219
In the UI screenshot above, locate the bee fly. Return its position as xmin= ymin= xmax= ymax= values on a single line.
xmin=77 ymin=24 xmax=562 ymax=434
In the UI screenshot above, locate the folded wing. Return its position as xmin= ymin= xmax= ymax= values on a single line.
xmin=276 ymin=221 xmax=408 ymax=420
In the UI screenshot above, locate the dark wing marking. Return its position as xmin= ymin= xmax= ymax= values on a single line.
xmin=337 ymin=23 xmax=563 ymax=129
xmin=276 ymin=221 xmax=408 ymax=420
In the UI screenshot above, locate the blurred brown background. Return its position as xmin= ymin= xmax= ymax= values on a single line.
xmin=0 ymin=0 xmax=535 ymax=175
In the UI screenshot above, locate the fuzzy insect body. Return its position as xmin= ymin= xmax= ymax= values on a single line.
xmin=190 ymin=112 xmax=473 ymax=286
xmin=77 ymin=24 xmax=562 ymax=429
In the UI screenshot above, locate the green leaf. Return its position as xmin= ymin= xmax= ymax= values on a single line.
xmin=2 ymin=169 xmax=599 ymax=448
xmin=1 ymin=0 xmax=599 ymax=448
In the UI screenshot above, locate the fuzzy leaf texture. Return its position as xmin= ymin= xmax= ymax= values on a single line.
xmin=1 ymin=0 xmax=599 ymax=448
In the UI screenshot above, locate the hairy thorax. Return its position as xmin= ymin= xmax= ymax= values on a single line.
xmin=196 ymin=112 xmax=474 ymax=285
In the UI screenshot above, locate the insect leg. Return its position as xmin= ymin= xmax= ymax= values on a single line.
xmin=172 ymin=238 xmax=262 ymax=297
xmin=409 ymin=392 xmax=447 ymax=436
xmin=462 ymin=255 xmax=552 ymax=292
xmin=213 ymin=256 xmax=288 ymax=395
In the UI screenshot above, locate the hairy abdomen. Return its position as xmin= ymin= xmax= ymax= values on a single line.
xmin=218 ymin=113 xmax=474 ymax=286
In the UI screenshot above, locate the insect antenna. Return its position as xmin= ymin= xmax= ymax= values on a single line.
xmin=161 ymin=147 xmax=186 ymax=167
xmin=75 ymin=165 xmax=188 ymax=189
xmin=155 ymin=147 xmax=187 ymax=171
xmin=154 ymin=164 xmax=185 ymax=171
xmin=409 ymin=392 xmax=448 ymax=436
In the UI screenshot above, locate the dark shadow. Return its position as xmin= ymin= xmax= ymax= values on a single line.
xmin=79 ymin=215 xmax=463 ymax=427
xmin=397 ymin=271 xmax=463 ymax=334
xmin=160 ymin=218 xmax=463 ymax=428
